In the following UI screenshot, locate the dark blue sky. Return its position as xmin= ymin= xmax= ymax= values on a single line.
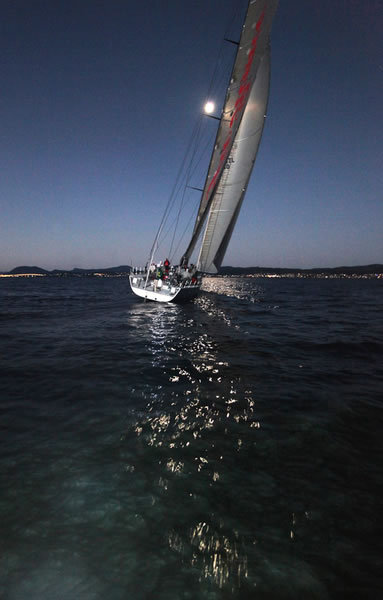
xmin=1 ymin=0 xmax=382 ymax=270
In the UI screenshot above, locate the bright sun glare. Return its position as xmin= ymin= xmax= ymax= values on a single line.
xmin=204 ymin=101 xmax=215 ymax=114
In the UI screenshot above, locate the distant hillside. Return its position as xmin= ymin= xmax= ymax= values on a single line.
xmin=219 ymin=264 xmax=383 ymax=275
xmin=8 ymin=266 xmax=49 ymax=274
xmin=3 ymin=264 xmax=382 ymax=276
xmin=3 ymin=265 xmax=131 ymax=275
xmin=70 ymin=265 xmax=131 ymax=274
xmin=101 ymin=265 xmax=131 ymax=273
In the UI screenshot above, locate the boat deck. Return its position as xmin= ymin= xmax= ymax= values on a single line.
xmin=129 ymin=273 xmax=200 ymax=303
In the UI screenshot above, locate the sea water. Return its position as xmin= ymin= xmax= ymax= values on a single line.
xmin=1 ymin=276 xmax=382 ymax=599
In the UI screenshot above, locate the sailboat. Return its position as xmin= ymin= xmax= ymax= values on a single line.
xmin=129 ymin=0 xmax=278 ymax=303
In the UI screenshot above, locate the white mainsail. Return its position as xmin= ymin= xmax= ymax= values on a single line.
xmin=198 ymin=48 xmax=270 ymax=273
xmin=182 ymin=0 xmax=278 ymax=272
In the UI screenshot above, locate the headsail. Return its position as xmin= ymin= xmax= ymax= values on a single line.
xmin=181 ymin=0 xmax=278 ymax=269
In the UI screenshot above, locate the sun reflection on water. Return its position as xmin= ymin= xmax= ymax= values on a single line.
xmin=121 ymin=303 xmax=265 ymax=590
xmin=167 ymin=520 xmax=249 ymax=588
xmin=201 ymin=276 xmax=265 ymax=303
xmin=121 ymin=281 xmax=319 ymax=594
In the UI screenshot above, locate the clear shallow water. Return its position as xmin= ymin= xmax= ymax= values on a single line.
xmin=1 ymin=276 xmax=382 ymax=599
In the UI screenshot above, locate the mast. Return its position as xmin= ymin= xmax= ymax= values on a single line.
xmin=181 ymin=0 xmax=278 ymax=268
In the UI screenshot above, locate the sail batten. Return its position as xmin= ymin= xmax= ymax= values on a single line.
xmin=182 ymin=0 xmax=278 ymax=269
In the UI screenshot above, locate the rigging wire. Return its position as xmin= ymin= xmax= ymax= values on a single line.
xmin=148 ymin=0 xmax=246 ymax=266
xmin=170 ymin=198 xmax=201 ymax=264
xmin=168 ymin=114 xmax=205 ymax=258
xmin=159 ymin=127 xmax=217 ymax=257
xmin=160 ymin=122 xmax=216 ymax=254
xmin=147 ymin=118 xmax=202 ymax=262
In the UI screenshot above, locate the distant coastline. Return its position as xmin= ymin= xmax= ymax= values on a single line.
xmin=1 ymin=264 xmax=382 ymax=279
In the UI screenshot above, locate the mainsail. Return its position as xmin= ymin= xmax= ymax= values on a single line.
xmin=181 ymin=0 xmax=278 ymax=272
xmin=198 ymin=48 xmax=270 ymax=273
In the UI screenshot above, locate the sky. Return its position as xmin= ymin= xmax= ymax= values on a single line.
xmin=1 ymin=0 xmax=382 ymax=271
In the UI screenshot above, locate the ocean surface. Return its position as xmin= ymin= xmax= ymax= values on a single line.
xmin=1 ymin=276 xmax=382 ymax=600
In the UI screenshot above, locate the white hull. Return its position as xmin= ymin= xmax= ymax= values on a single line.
xmin=129 ymin=275 xmax=200 ymax=303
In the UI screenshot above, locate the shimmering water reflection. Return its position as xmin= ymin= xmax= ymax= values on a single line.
xmin=1 ymin=277 xmax=382 ymax=599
